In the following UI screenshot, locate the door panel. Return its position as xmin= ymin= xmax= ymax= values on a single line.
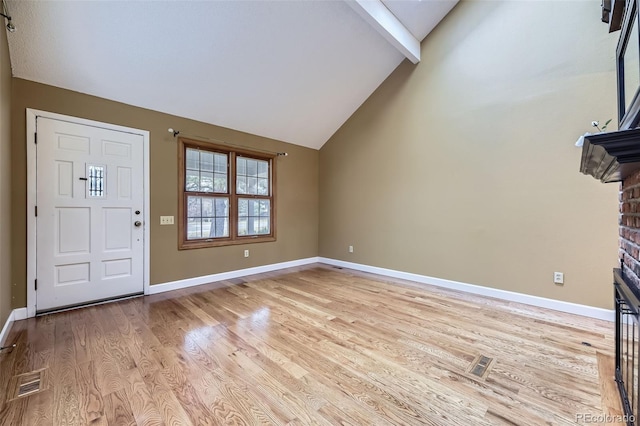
xmin=36 ymin=117 xmax=144 ymax=311
xmin=56 ymin=263 xmax=90 ymax=286
xmin=55 ymin=161 xmax=74 ymax=197
xmin=56 ymin=207 xmax=91 ymax=254
xmin=117 ymin=167 xmax=132 ymax=199
xmin=104 ymin=208 xmax=132 ymax=250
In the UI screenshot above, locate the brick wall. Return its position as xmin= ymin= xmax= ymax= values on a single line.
xmin=621 ymin=170 xmax=640 ymax=288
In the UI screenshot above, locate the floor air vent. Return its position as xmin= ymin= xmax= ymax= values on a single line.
xmin=467 ymin=355 xmax=495 ymax=380
xmin=8 ymin=368 xmax=48 ymax=400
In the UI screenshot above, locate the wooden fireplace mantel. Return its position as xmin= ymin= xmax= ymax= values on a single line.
xmin=580 ymin=128 xmax=640 ymax=183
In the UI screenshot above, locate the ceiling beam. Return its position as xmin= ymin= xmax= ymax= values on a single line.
xmin=346 ymin=0 xmax=421 ymax=64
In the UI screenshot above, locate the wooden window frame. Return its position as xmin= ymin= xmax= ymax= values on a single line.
xmin=178 ymin=137 xmax=276 ymax=249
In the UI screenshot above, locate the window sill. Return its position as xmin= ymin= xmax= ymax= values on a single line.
xmin=179 ymin=236 xmax=276 ymax=250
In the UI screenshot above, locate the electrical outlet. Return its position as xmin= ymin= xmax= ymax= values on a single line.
xmin=553 ymin=272 xmax=564 ymax=284
xmin=160 ymin=216 xmax=174 ymax=225
xmin=244 ymin=250 xmax=249 ymax=258
xmin=348 ymin=245 xmax=354 ymax=253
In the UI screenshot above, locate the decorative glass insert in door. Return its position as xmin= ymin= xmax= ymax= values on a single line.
xmin=87 ymin=164 xmax=106 ymax=198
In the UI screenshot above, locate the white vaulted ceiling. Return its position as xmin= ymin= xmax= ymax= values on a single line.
xmin=5 ymin=0 xmax=457 ymax=149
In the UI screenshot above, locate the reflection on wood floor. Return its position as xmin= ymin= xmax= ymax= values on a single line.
xmin=0 ymin=265 xmax=620 ymax=425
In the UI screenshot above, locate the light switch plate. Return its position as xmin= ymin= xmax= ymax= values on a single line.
xmin=160 ymin=216 xmax=174 ymax=225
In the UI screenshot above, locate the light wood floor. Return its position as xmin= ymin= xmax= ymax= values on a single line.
xmin=0 ymin=265 xmax=621 ymax=425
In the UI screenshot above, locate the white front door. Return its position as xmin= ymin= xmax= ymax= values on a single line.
xmin=36 ymin=117 xmax=145 ymax=312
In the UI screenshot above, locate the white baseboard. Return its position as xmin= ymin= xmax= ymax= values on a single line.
xmin=12 ymin=255 xmax=612 ymax=323
xmin=0 ymin=310 xmax=14 ymax=346
xmin=13 ymin=308 xmax=27 ymax=321
xmin=0 ymin=308 xmax=28 ymax=347
xmin=318 ymin=257 xmax=615 ymax=322
xmin=149 ymin=257 xmax=320 ymax=295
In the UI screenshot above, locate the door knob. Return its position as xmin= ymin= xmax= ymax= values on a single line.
xmin=134 ymin=221 xmax=142 ymax=227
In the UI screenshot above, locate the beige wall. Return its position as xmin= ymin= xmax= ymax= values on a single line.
xmin=11 ymin=79 xmax=319 ymax=309
xmin=0 ymin=28 xmax=12 ymax=326
xmin=6 ymin=1 xmax=623 ymax=312
xmin=319 ymin=1 xmax=620 ymax=309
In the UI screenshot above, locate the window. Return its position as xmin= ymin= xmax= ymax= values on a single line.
xmin=87 ymin=164 xmax=105 ymax=198
xmin=178 ymin=138 xmax=276 ymax=249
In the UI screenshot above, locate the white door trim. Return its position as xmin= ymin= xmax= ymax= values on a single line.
xmin=26 ymin=109 xmax=151 ymax=318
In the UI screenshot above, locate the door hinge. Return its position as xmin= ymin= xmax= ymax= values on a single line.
xmin=34 ymin=279 xmax=37 ymax=291
xmin=34 ymin=132 xmax=37 ymax=144
xmin=35 ymin=206 xmax=37 ymax=217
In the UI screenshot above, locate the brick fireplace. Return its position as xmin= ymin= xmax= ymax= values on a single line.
xmin=580 ymin=128 xmax=640 ymax=425
xmin=620 ymin=171 xmax=640 ymax=288
xmin=616 ymin=170 xmax=640 ymax=425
